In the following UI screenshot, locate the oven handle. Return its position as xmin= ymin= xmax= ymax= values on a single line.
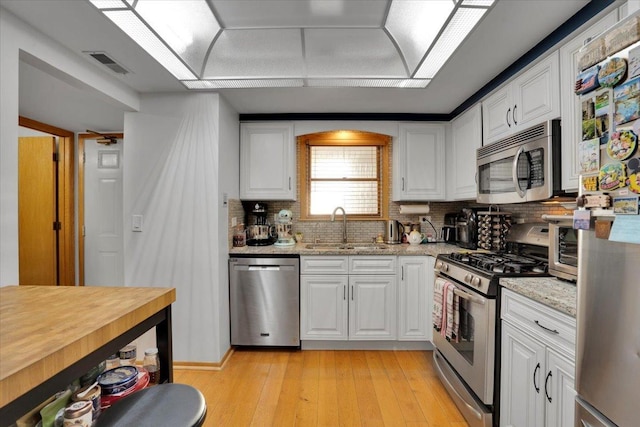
xmin=453 ymin=287 xmax=486 ymax=305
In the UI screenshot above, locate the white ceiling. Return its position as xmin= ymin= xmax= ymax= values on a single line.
xmin=1 ymin=0 xmax=613 ymax=132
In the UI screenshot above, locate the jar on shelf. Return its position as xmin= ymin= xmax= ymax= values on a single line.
xmin=143 ymin=347 xmax=160 ymax=386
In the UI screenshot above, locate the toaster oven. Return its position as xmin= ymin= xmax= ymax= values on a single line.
xmin=542 ymin=214 xmax=578 ymax=281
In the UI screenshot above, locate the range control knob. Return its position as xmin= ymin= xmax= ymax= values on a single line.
xmin=464 ymin=274 xmax=472 ymax=283
xmin=471 ymin=276 xmax=482 ymax=287
xmin=441 ymin=262 xmax=449 ymax=272
xmin=435 ymin=261 xmax=443 ymax=270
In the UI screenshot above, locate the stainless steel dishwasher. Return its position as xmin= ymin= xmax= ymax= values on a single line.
xmin=229 ymin=256 xmax=300 ymax=347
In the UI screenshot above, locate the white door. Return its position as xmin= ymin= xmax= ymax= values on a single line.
xmin=349 ymin=275 xmax=396 ymax=340
xmin=482 ymin=85 xmax=512 ymax=144
xmin=84 ymin=139 xmax=124 ymax=286
xmin=300 ymin=274 xmax=349 ymax=340
xmin=545 ymin=349 xmax=576 ymax=427
xmin=512 ymin=51 xmax=560 ymax=130
xmin=500 ymin=322 xmax=546 ymax=427
xmin=397 ymin=256 xmax=429 ymax=340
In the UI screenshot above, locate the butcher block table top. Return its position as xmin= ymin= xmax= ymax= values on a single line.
xmin=0 ymin=285 xmax=176 ymax=409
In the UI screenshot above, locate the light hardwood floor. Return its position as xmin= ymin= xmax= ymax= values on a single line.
xmin=174 ymin=349 xmax=468 ymax=427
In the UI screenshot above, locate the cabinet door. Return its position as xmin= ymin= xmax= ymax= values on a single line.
xmin=559 ymin=11 xmax=618 ymax=191
xmin=348 ymin=275 xmax=396 ymax=340
xmin=398 ymin=256 xmax=433 ymax=341
xmin=448 ymin=104 xmax=482 ymax=200
xmin=545 ymin=349 xmax=576 ymax=427
xmin=482 ymin=85 xmax=512 ymax=145
xmin=512 ymin=51 xmax=560 ymax=130
xmin=300 ymin=275 xmax=348 ymax=340
xmin=240 ymin=122 xmax=296 ymax=200
xmin=393 ymin=124 xmax=446 ymax=201
xmin=500 ymin=322 xmax=546 ymax=427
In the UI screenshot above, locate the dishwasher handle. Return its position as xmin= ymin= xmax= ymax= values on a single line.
xmin=233 ymin=265 xmax=295 ymax=271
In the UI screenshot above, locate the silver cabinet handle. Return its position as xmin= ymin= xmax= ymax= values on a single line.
xmin=343 ymin=285 xmax=346 ymax=301
xmin=288 ymin=176 xmax=291 ymax=190
xmin=535 ymin=320 xmax=559 ymax=334
xmin=401 ymin=266 xmax=404 ymax=281
xmin=402 ymin=177 xmax=405 ymax=191
xmin=351 ymin=285 xmax=354 ymax=301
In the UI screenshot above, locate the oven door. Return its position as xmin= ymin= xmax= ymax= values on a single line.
xmin=432 ymin=276 xmax=496 ymax=404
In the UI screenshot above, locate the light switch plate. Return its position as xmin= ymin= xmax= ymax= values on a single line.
xmin=132 ymin=214 xmax=143 ymax=232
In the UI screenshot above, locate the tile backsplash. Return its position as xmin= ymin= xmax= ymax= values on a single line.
xmin=228 ymin=198 xmax=573 ymax=248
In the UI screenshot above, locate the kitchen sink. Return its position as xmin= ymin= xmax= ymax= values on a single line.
xmin=304 ymin=243 xmax=389 ymax=250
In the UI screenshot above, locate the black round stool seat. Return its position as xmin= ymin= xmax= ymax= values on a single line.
xmin=95 ymin=383 xmax=206 ymax=427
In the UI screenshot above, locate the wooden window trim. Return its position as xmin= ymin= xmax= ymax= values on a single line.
xmin=298 ymin=130 xmax=390 ymax=221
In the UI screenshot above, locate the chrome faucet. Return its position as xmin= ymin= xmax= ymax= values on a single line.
xmin=331 ymin=206 xmax=347 ymax=243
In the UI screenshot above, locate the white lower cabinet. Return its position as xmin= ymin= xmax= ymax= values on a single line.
xmin=300 ymin=256 xmax=396 ymax=341
xmin=500 ymin=289 xmax=576 ymax=427
xmin=397 ymin=256 xmax=434 ymax=341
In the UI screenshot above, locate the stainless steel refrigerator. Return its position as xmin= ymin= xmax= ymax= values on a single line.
xmin=575 ymin=221 xmax=640 ymax=426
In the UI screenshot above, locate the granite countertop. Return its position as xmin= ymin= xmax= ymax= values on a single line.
xmin=499 ymin=276 xmax=577 ymax=317
xmin=229 ymin=241 xmax=460 ymax=257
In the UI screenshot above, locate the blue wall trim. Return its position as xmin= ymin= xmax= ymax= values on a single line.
xmin=239 ymin=0 xmax=616 ymax=122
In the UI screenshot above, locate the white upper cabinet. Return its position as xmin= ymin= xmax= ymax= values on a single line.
xmin=483 ymin=52 xmax=561 ymax=145
xmin=240 ymin=122 xmax=296 ymax=200
xmin=393 ymin=123 xmax=446 ymax=201
xmin=447 ymin=104 xmax=482 ymax=200
xmin=559 ymin=11 xmax=618 ymax=191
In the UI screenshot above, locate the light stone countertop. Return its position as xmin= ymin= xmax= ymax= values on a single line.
xmin=499 ymin=276 xmax=577 ymax=317
xmin=229 ymin=242 xmax=460 ymax=257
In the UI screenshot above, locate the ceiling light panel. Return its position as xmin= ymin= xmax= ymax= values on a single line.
xmin=134 ymin=0 xmax=220 ymax=74
xmin=305 ymin=29 xmax=406 ymax=78
xmin=182 ymin=79 xmax=304 ymax=89
xmin=385 ymin=0 xmax=455 ymax=73
xmin=203 ymin=29 xmax=305 ymax=78
xmin=307 ymin=79 xmax=430 ymax=88
xmin=211 ymin=0 xmax=388 ymax=28
xmin=103 ymin=10 xmax=197 ymax=80
xmin=414 ymin=7 xmax=488 ymax=79
xmin=89 ymin=0 xmax=128 ymax=9
xmin=462 ymin=0 xmax=495 ymax=6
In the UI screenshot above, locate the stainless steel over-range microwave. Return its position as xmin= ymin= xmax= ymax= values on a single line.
xmin=477 ymin=119 xmax=563 ymax=204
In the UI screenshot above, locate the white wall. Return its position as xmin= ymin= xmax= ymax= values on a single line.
xmin=123 ymin=93 xmax=238 ymax=363
xmin=0 ymin=7 xmax=139 ymax=286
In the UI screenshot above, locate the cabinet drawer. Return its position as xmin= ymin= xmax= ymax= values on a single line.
xmin=501 ymin=288 xmax=576 ymax=357
xmin=349 ymin=256 xmax=396 ymax=274
xmin=301 ymin=256 xmax=349 ymax=274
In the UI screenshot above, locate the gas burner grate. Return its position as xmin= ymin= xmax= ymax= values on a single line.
xmin=445 ymin=252 xmax=548 ymax=275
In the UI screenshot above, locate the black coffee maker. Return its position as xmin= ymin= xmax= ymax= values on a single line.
xmin=456 ymin=208 xmax=478 ymax=249
xmin=441 ymin=213 xmax=458 ymax=243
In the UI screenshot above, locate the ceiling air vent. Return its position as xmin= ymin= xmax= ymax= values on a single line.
xmin=84 ymin=51 xmax=130 ymax=75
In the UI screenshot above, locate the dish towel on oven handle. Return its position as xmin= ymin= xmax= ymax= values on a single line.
xmin=433 ymin=278 xmax=445 ymax=332
xmin=438 ymin=280 xmax=460 ymax=342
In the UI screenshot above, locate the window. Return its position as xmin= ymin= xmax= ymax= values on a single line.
xmin=298 ymin=131 xmax=390 ymax=220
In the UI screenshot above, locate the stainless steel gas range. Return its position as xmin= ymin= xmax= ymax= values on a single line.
xmin=432 ymin=223 xmax=550 ymax=427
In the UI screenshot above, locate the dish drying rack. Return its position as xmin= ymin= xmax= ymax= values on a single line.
xmin=477 ymin=207 xmax=512 ymax=251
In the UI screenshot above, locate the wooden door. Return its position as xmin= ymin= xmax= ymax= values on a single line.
xmin=18 ymin=136 xmax=57 ymax=285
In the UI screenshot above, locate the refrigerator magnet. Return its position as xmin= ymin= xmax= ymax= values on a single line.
xmin=575 ymin=66 xmax=600 ymax=94
xmin=599 ymin=162 xmax=626 ymax=191
xmin=598 ymin=57 xmax=627 ymax=88
xmin=607 ymin=130 xmax=637 ymax=160
xmin=613 ymin=195 xmax=639 ymax=214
